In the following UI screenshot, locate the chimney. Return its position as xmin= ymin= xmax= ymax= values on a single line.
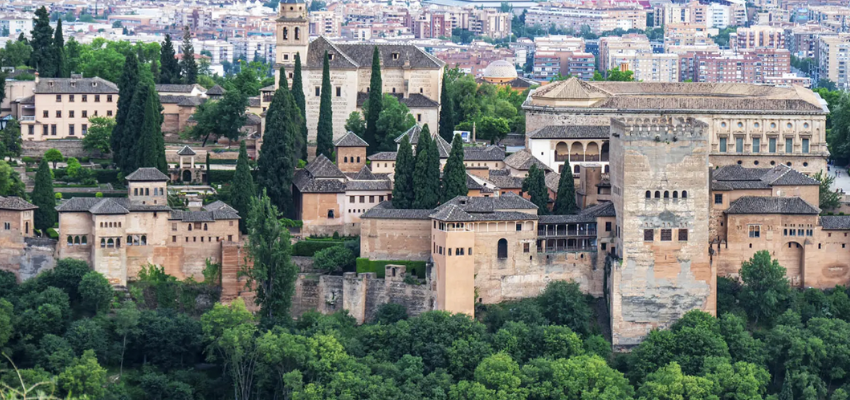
xmin=34 ymin=71 xmax=38 ymax=84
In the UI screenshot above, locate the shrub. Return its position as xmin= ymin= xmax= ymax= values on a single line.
xmin=46 ymin=227 xmax=59 ymax=239
xmin=55 ymin=193 xmax=62 ymax=199
xmin=292 ymin=240 xmax=346 ymax=256
xmin=313 ymin=245 xmax=355 ymax=273
xmin=95 ymin=192 xmax=103 ymax=198
xmin=94 ymin=169 xmax=121 ymax=184
xmin=373 ymin=303 xmax=408 ymax=324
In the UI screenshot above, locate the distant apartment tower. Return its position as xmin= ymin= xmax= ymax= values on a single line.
xmin=816 ymin=34 xmax=850 ymax=89
xmin=614 ymin=53 xmax=680 ymax=82
xmin=532 ymin=51 xmax=594 ymax=81
xmin=599 ymin=34 xmax=652 ymax=72
xmin=310 ymin=10 xmax=342 ymax=37
xmin=734 ymin=26 xmax=785 ymax=50
xmin=695 ymin=49 xmax=790 ymax=84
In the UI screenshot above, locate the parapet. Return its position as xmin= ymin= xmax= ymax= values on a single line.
xmin=611 ymin=117 xmax=708 ymax=139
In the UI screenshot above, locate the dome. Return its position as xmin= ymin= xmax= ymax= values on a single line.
xmin=483 ymin=60 xmax=518 ymax=80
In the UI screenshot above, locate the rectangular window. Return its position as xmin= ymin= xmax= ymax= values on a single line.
xmin=51 ymin=124 xmax=56 ymax=135
xmin=719 ymin=137 xmax=727 ymax=152
xmin=94 ymin=95 xmax=100 ymax=102
xmin=417 ymin=114 xmax=422 ymax=122
xmin=315 ymin=87 xmax=320 ymax=96
xmin=56 ymin=95 xmax=61 ymax=102
xmin=786 ymin=138 xmax=793 ymax=153
xmin=68 ymin=124 xmax=74 ymax=136
xmin=790 ymin=229 xmax=796 ymax=236
xmin=523 ymin=243 xmax=530 ymax=253
xmin=69 ymin=110 xmax=74 ymax=118
xmin=605 ymin=221 xmax=612 ymax=232
xmin=802 ymin=138 xmax=809 ymax=154
xmin=82 ymin=124 xmax=87 ymax=135
xmin=42 ymin=110 xmax=48 ymax=118
xmin=714 ymin=194 xmax=723 ymax=204
xmin=69 ymin=95 xmax=75 ymax=102
xmin=769 ymin=138 xmax=776 ymax=153
xmin=350 ymin=196 xmax=355 ymax=203
xmin=752 ymin=138 xmax=760 ymax=153
xmin=798 ymin=229 xmax=804 ymax=236
xmin=735 ymin=137 xmax=743 ymax=153
xmin=55 ymin=110 xmax=61 ymax=118
xmin=644 ymin=229 xmax=654 ymax=241
xmin=82 ymin=95 xmax=87 ymax=102
xmin=172 ymin=223 xmax=177 ymax=231
xmin=748 ymin=225 xmax=760 ymax=238
xmin=28 ymin=125 xmax=33 ymax=135
xmin=82 ymin=110 xmax=87 ymax=118
xmin=369 ymin=196 xmax=375 ymax=203
xmin=335 ymin=87 xmax=341 ymax=97
xmin=172 ymin=236 xmax=176 ymax=243
xmin=42 ymin=125 xmax=48 ymax=136
xmin=107 ymin=95 xmax=113 ymax=102
xmin=107 ymin=110 xmax=113 ymax=117
xmin=661 ymin=229 xmax=672 ymax=241
xmin=678 ymin=229 xmax=688 ymax=241
xmin=359 ymin=196 xmax=365 ymax=203
xmin=516 ymin=223 xmax=522 ymax=231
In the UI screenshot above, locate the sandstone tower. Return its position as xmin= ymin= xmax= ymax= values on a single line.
xmin=275 ymin=0 xmax=309 ymax=87
xmin=608 ymin=117 xmax=716 ymax=349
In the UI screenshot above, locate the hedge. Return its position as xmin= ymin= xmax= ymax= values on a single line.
xmin=207 ymin=169 xmax=258 ymax=184
xmin=292 ymin=240 xmax=346 ymax=257
xmin=46 ymin=228 xmax=59 ymax=240
xmin=52 ymin=192 xmax=126 ymax=198
xmin=355 ymin=258 xmax=426 ymax=279
xmin=94 ymin=170 xmax=121 ymax=184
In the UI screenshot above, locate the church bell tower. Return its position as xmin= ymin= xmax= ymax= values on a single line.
xmin=275 ymin=0 xmax=309 ymax=88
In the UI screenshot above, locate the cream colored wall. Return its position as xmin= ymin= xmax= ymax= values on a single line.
xmin=304 ymin=69 xmax=358 ymax=142
xmin=128 ymin=181 xmax=168 ymax=206
xmin=30 ymin=93 xmax=117 ymax=140
xmin=3 ymin=80 xmax=35 ymax=112
xmin=433 ymin=226 xmax=476 ymax=316
xmin=360 ymin=217 xmax=432 ymax=261
xmin=343 ymin=191 xmax=392 ymax=224
xmin=371 ymin=160 xmax=396 ymax=174
xmin=337 ymin=147 xmax=367 ymax=172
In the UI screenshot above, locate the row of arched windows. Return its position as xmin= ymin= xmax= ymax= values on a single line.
xmin=127 ymin=235 xmax=147 ymax=246
xmin=134 ymin=187 xmax=163 ymax=196
xmin=100 ymin=221 xmax=122 ymax=228
xmin=100 ymin=237 xmax=120 ymax=248
xmin=645 ymin=190 xmax=688 ymax=199
xmin=343 ymin=156 xmax=361 ymax=163
xmin=281 ymin=27 xmax=301 ymax=40
xmin=187 ymin=223 xmax=208 ymax=231
xmin=67 ymin=235 xmax=88 ymax=245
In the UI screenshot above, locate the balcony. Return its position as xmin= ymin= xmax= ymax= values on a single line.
xmin=538 ymin=223 xmax=597 ymax=237
xmin=20 ymin=116 xmax=35 ymax=122
xmin=536 ymin=238 xmax=597 ymax=253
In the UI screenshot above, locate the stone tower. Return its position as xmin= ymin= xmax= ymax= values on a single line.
xmin=275 ymin=0 xmax=308 ymax=87
xmin=608 ymin=117 xmax=715 ymax=349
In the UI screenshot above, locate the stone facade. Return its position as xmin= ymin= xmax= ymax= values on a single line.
xmin=609 ymin=117 xmax=714 ymax=348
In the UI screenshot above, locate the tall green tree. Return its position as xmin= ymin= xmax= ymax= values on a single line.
xmin=159 ymin=34 xmax=179 ymax=84
xmin=82 ymin=116 xmax=114 ymax=155
xmin=315 ymin=51 xmax=334 ymax=159
xmin=442 ymin=134 xmax=467 ymax=202
xmin=814 ymin=170 xmax=841 ymax=210
xmin=179 ymin=26 xmax=197 ymax=84
xmin=292 ymin=52 xmax=308 ymax=161
xmin=1 ymin=119 xmax=22 ymax=161
xmin=30 ymin=6 xmax=54 ymax=76
xmin=257 ymin=67 xmax=301 ymax=217
xmin=112 ymin=53 xmax=139 ymax=172
xmin=242 ymin=190 xmax=298 ymax=322
xmin=438 ymin=72 xmax=455 ymax=142
xmin=52 ymin=19 xmax=64 ymax=77
xmin=522 ymin=164 xmax=549 ymax=214
xmin=189 ymin=88 xmax=248 ymax=146
xmin=231 ymin=141 xmax=255 ymax=234
xmin=32 ymin=158 xmax=56 ymax=232
xmin=412 ymin=125 xmax=440 ymax=209
xmin=740 ymin=250 xmax=791 ymax=324
xmin=552 ymin=166 xmax=577 ymax=215
xmin=129 ymin=81 xmax=166 ymax=173
xmin=364 ymin=47 xmax=382 ymax=152
xmin=392 ymin=135 xmax=415 ymax=209
xmin=345 ymin=112 xmax=365 ymax=138
xmin=376 ymin=94 xmax=416 ymax=151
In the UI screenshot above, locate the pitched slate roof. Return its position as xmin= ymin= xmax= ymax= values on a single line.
xmin=334 ymin=131 xmax=369 ymax=147
xmin=36 ymin=77 xmax=118 ymax=94
xmin=356 ymin=92 xmax=440 ymax=108
xmin=335 ymin=42 xmax=445 ymax=69
xmin=464 ymin=145 xmax=505 ymax=161
xmin=305 ymin=155 xmax=346 ymax=178
xmin=726 ymin=196 xmax=820 ymax=215
xmin=178 ymin=96 xmax=205 ymax=106
xmin=537 ymin=201 xmax=616 ymax=223
xmin=440 ymin=192 xmax=537 ymax=212
xmin=56 ymin=197 xmax=170 ymax=215
xmin=545 ymin=172 xmax=560 ymax=193
xmin=431 ymin=194 xmax=539 ymax=222
xmin=177 ymin=146 xmax=196 ymax=156
xmin=360 ymin=201 xmax=433 ymax=220
xmin=368 ymin=152 xmax=398 ymax=161
xmin=206 ymin=85 xmax=226 ymax=95
xmin=821 ymin=215 xmax=850 ymax=230
xmin=488 ymin=169 xmax=524 ymax=189
xmin=155 ymin=84 xmax=204 ymax=93
xmin=0 ymin=196 xmax=37 ymax=210
xmin=711 ymin=164 xmax=818 ymax=191
xmin=293 ymin=155 xmax=347 ymax=193
xmin=504 ymin=149 xmax=552 ymax=172
xmin=248 ymin=97 xmax=261 ymax=107
xmin=352 ymin=166 xmax=377 ymax=180
xmin=125 ymin=168 xmax=170 ymax=182
xmin=527 ymin=125 xmax=610 ymax=139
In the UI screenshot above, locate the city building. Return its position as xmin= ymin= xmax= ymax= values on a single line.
xmin=525 ymin=5 xmax=647 ymax=35
xmin=734 ymin=25 xmax=786 ymax=50
xmin=816 ymin=33 xmax=850 ymax=88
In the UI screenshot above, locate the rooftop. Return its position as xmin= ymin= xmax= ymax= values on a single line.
xmin=36 ymin=77 xmax=118 ymax=94
xmin=725 ymin=196 xmax=820 ymax=215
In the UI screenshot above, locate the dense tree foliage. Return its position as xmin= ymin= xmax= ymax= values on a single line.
xmin=439 ymin=72 xmax=455 ymax=142
xmin=364 ymin=47 xmax=383 ymax=152
xmin=392 ymin=135 xmax=415 ymax=209
xmin=231 ymin=141 xmax=255 ymax=234
xmin=444 ymin=67 xmax=527 ymax=139
xmin=412 ymin=125 xmax=441 ymax=209
xmin=442 ymin=134 xmax=467 ymax=202
xmin=30 ymin=7 xmax=55 ymax=77
xmin=316 ymin=51 xmax=334 ymax=159
xmin=522 ymin=164 xmax=549 ymax=215
xmin=159 ymin=34 xmax=179 ymax=84
xmin=188 ymin=88 xmax=249 ymax=146
xmin=292 ymin=52 xmax=308 ymax=161
xmin=32 ymin=158 xmax=55 ymax=232
xmin=179 ymin=26 xmax=197 ymax=84
xmin=257 ymin=67 xmax=301 ymax=217
xmin=552 ymin=166 xmax=577 ymax=215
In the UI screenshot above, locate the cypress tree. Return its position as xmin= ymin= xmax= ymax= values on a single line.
xmin=132 ymin=82 xmax=165 ymax=171
xmin=778 ymin=371 xmax=792 ymax=400
xmin=441 ymin=134 xmax=467 ymax=202
xmin=315 ymin=51 xmax=333 ymax=159
xmin=552 ymin=165 xmax=577 ymax=215
xmin=364 ymin=47 xmax=382 ymax=152
xmin=522 ymin=164 xmax=549 ymax=215
xmin=150 ymin=60 xmax=159 ymax=84
xmin=231 ymin=141 xmax=255 ymax=233
xmin=179 ymin=26 xmax=198 ymax=84
xmin=29 ymin=6 xmax=54 ymax=76
xmin=413 ymin=126 xmax=440 ymax=209
xmin=159 ymin=34 xmax=179 ymax=84
xmin=32 ymin=158 xmax=56 ymax=232
xmin=438 ymin=73 xmax=454 ymax=142
xmin=257 ymin=67 xmax=301 ymax=217
xmin=112 ymin=53 xmax=139 ymax=172
xmin=392 ymin=135 xmax=415 ymax=209
xmin=291 ymin=53 xmax=308 ymax=161
xmin=53 ymin=19 xmax=64 ymax=78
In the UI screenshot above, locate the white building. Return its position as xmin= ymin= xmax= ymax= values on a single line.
xmin=0 ymin=18 xmax=31 ymax=36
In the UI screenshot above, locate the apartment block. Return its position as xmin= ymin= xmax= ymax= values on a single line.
xmin=695 ymin=48 xmax=790 ymax=84
xmin=525 ymin=5 xmax=647 ymax=35
xmin=816 ymin=34 xmax=850 ymax=89
xmin=734 ymin=25 xmax=785 ymax=50
xmin=310 ymin=10 xmax=343 ymax=37
xmin=788 ymin=24 xmax=835 ymax=58
xmin=614 ymin=53 xmax=680 ymax=82
xmin=664 ymin=23 xmax=715 ymax=49
xmin=532 ymin=51 xmax=594 ymax=81
xmin=599 ymin=34 xmax=652 ymax=73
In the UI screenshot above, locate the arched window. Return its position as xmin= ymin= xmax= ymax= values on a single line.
xmin=141 ymin=235 xmax=147 ymax=245
xmin=81 ymin=236 xmax=87 ymax=245
xmin=673 ymin=191 xmax=678 ymax=198
xmin=497 ymin=238 xmax=508 ymax=259
xmin=574 ymin=165 xmax=580 ymax=174
xmin=127 ymin=235 xmax=133 ymax=245
xmin=655 ymin=191 xmax=661 ymax=198
xmin=100 ymin=238 xmax=106 ymax=248
xmin=295 ymin=27 xmax=300 ymax=40
xmin=134 ymin=188 xmax=138 ymax=195
xmin=74 ymin=236 xmax=80 ymax=245
xmin=107 ymin=238 xmax=114 ymax=248
xmin=357 ymin=156 xmax=361 ymax=163
xmin=67 ymin=235 xmax=73 ymax=245
xmin=203 ymin=223 xmax=208 ymax=231
xmin=145 ymin=188 xmax=150 ymax=196
xmin=344 ymin=156 xmax=348 ymax=163
xmin=664 ymin=191 xmax=669 ymax=199
xmin=682 ymin=190 xmax=688 ymax=199
xmin=188 ymin=224 xmax=193 ymax=231
xmin=645 ymin=191 xmax=651 ymax=199
xmin=283 ymin=27 xmax=288 ymax=40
